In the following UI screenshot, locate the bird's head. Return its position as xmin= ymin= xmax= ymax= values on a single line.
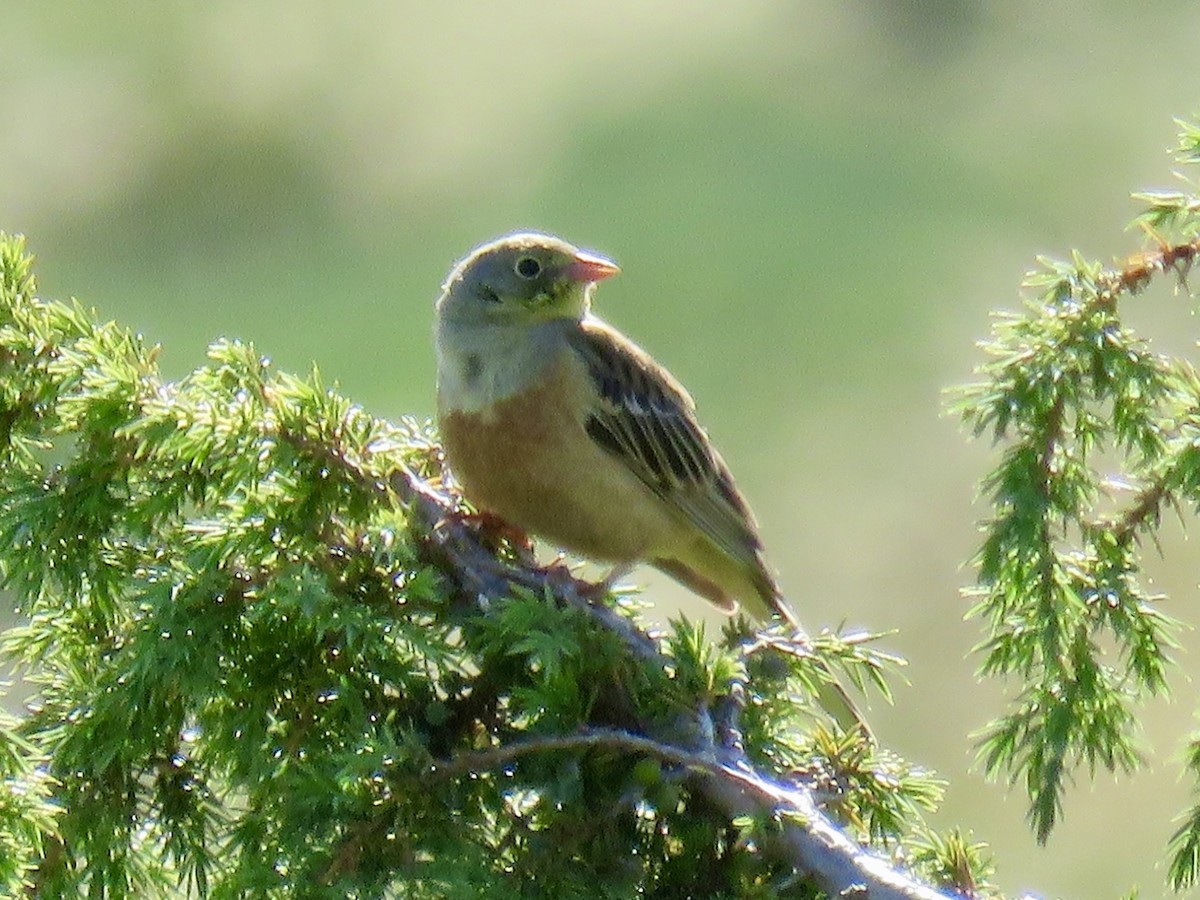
xmin=436 ymin=232 xmax=620 ymax=326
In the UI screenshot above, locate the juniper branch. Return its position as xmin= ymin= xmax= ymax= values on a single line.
xmin=382 ymin=459 xmax=959 ymax=900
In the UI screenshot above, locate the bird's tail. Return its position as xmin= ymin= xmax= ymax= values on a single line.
xmin=758 ymin=582 xmax=873 ymax=739
xmin=811 ymin=662 xmax=872 ymax=739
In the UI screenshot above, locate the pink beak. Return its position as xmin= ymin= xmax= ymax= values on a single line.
xmin=568 ymin=250 xmax=621 ymax=284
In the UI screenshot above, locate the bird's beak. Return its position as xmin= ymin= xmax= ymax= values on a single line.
xmin=568 ymin=250 xmax=621 ymax=284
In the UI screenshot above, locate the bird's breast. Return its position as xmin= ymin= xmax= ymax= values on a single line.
xmin=438 ymin=353 xmax=681 ymax=563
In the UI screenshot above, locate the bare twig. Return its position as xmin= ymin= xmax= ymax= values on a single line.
xmin=1103 ymin=235 xmax=1200 ymax=296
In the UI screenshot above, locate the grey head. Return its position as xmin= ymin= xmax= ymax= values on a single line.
xmin=435 ymin=232 xmax=620 ymax=326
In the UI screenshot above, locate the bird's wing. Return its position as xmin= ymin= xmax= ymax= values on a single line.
xmin=565 ymin=318 xmax=765 ymax=565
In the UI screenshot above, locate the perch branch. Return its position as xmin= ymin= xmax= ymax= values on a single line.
xmin=382 ymin=461 xmax=960 ymax=900
xmin=274 ymin=421 xmax=958 ymax=899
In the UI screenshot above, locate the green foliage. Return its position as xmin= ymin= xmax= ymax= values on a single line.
xmin=954 ymin=117 xmax=1200 ymax=886
xmin=907 ymin=829 xmax=995 ymax=899
xmin=1169 ymin=728 xmax=1200 ymax=891
xmin=0 ymin=705 xmax=58 ymax=892
xmin=0 ymin=232 xmax=969 ymax=897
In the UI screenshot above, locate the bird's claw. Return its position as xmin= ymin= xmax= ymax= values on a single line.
xmin=453 ymin=510 xmax=536 ymax=555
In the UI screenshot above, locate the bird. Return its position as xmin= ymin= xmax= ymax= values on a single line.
xmin=433 ymin=232 xmax=867 ymax=733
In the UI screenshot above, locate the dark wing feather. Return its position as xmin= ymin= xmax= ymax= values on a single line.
xmin=566 ymin=319 xmax=764 ymax=563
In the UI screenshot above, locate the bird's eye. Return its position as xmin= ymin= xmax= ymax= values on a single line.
xmin=514 ymin=256 xmax=542 ymax=279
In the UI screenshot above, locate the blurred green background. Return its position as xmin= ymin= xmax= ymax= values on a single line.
xmin=5 ymin=2 xmax=1200 ymax=896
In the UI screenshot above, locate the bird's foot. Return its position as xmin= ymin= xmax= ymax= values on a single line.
xmin=454 ymin=511 xmax=536 ymax=556
xmin=542 ymin=561 xmax=632 ymax=601
xmin=582 ymin=563 xmax=634 ymax=600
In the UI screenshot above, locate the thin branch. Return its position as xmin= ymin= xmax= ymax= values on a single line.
xmin=1111 ymin=474 xmax=1170 ymax=545
xmin=429 ymin=727 xmax=702 ymax=780
xmin=432 ymin=726 xmax=959 ymax=900
xmin=1039 ymin=392 xmax=1065 ymax=479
